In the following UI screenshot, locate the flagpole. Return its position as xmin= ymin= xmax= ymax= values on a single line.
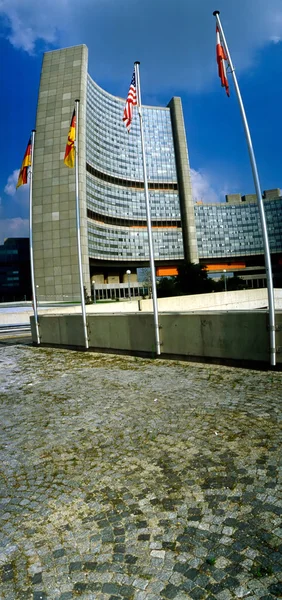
xmin=134 ymin=62 xmax=161 ymax=356
xmin=75 ymin=99 xmax=89 ymax=349
xmin=29 ymin=129 xmax=40 ymax=345
xmin=213 ymin=10 xmax=276 ymax=367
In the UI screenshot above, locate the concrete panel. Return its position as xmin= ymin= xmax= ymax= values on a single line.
xmin=36 ymin=314 xmax=85 ymax=346
xmin=88 ymin=314 xmax=156 ymax=352
xmin=31 ymin=309 xmax=282 ymax=366
xmin=168 ymin=97 xmax=199 ymax=264
xmin=160 ymin=312 xmax=270 ymax=362
xmin=33 ymin=45 xmax=90 ymax=302
xmin=50 ymin=301 xmax=140 ymax=315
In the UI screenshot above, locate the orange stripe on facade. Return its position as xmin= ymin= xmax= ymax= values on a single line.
xmin=130 ymin=225 xmax=178 ymax=229
xmin=206 ymin=263 xmax=246 ymax=271
xmin=156 ymin=267 xmax=178 ymax=277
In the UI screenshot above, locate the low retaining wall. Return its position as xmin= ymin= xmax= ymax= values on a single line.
xmin=140 ymin=288 xmax=282 ymax=312
xmin=31 ymin=310 xmax=282 ymax=366
xmin=4 ymin=289 xmax=282 ymax=325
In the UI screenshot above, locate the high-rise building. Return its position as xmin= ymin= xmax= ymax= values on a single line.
xmin=33 ymin=45 xmax=198 ymax=301
xmin=32 ymin=44 xmax=282 ymax=301
xmin=0 ymin=238 xmax=31 ymax=302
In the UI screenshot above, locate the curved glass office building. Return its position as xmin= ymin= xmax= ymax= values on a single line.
xmin=86 ymin=77 xmax=184 ymax=265
xmin=32 ymin=44 xmax=198 ymax=300
xmin=32 ymin=44 xmax=281 ymax=301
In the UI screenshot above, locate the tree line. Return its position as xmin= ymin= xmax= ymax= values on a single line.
xmin=156 ymin=262 xmax=244 ymax=298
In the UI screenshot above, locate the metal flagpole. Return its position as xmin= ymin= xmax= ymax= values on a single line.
xmin=213 ymin=11 xmax=276 ymax=367
xmin=29 ymin=129 xmax=40 ymax=345
xmin=134 ymin=62 xmax=161 ymax=356
xmin=75 ymin=99 xmax=89 ymax=349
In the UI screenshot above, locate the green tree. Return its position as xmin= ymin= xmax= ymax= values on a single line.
xmin=84 ymin=286 xmax=93 ymax=304
xmin=175 ymin=262 xmax=214 ymax=295
xmin=213 ymin=273 xmax=244 ymax=292
xmin=157 ymin=277 xmax=177 ymax=298
xmin=224 ymin=274 xmax=244 ymax=291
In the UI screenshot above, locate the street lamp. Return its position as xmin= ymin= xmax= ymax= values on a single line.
xmin=92 ymin=280 xmax=96 ymax=303
xmin=223 ymin=270 xmax=227 ymax=292
xmin=126 ymin=270 xmax=131 ymax=301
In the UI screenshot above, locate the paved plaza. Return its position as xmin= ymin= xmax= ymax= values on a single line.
xmin=0 ymin=342 xmax=281 ymax=599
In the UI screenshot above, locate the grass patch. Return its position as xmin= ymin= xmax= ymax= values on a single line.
xmin=251 ymin=563 xmax=273 ymax=578
xmin=206 ymin=556 xmax=216 ymax=566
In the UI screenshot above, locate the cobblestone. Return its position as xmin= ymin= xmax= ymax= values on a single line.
xmin=0 ymin=344 xmax=281 ymax=599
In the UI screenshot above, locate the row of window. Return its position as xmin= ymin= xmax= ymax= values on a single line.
xmin=86 ymin=75 xmax=177 ymax=182
xmin=87 ymin=220 xmax=184 ymax=261
xmin=195 ymin=200 xmax=282 ymax=258
xmin=86 ymin=175 xmax=180 ymax=220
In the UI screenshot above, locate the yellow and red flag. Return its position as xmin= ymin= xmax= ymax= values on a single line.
xmin=16 ymin=138 xmax=32 ymax=188
xmin=64 ymin=109 xmax=76 ymax=168
xmin=216 ymin=26 xmax=230 ymax=97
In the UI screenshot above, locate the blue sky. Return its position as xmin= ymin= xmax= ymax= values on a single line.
xmin=0 ymin=0 xmax=281 ymax=243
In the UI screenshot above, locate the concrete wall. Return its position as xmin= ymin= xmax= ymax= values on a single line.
xmin=39 ymin=288 xmax=282 ymax=315
xmin=160 ymin=312 xmax=273 ymax=363
xmin=0 ymin=300 xmax=140 ymax=325
xmin=34 ymin=314 xmax=86 ymax=347
xmin=4 ymin=289 xmax=282 ymax=325
xmin=140 ymin=288 xmax=282 ymax=313
xmin=0 ymin=311 xmax=34 ymax=325
xmin=33 ymin=45 xmax=90 ymax=302
xmin=31 ymin=313 xmax=156 ymax=353
xmin=31 ymin=309 xmax=282 ymax=365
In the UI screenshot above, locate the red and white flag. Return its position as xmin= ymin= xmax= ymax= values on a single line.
xmin=123 ymin=71 xmax=137 ymax=131
xmin=216 ymin=26 xmax=230 ymax=97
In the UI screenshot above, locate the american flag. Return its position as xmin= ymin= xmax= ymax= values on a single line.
xmin=123 ymin=71 xmax=137 ymax=131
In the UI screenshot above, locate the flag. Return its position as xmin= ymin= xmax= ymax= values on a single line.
xmin=64 ymin=109 xmax=76 ymax=168
xmin=216 ymin=26 xmax=230 ymax=97
xmin=123 ymin=71 xmax=137 ymax=131
xmin=16 ymin=138 xmax=32 ymax=188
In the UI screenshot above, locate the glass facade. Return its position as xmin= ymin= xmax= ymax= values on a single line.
xmin=87 ymin=77 xmax=177 ymax=182
xmin=85 ymin=74 xmax=282 ymax=268
xmin=88 ymin=221 xmax=184 ymax=262
xmin=86 ymin=176 xmax=181 ymax=221
xmin=86 ymin=76 xmax=184 ymax=262
xmin=0 ymin=238 xmax=31 ymax=301
xmin=194 ymin=198 xmax=282 ymax=259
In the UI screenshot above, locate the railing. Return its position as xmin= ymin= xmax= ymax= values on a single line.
xmin=0 ymin=324 xmax=31 ymax=336
xmin=91 ymin=281 xmax=148 ymax=301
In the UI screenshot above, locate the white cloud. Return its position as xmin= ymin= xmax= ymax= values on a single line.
xmin=0 ymin=0 xmax=65 ymax=53
xmin=191 ymin=168 xmax=282 ymax=203
xmin=4 ymin=169 xmax=20 ymax=196
xmin=191 ymin=169 xmax=220 ymax=203
xmin=4 ymin=169 xmax=29 ymax=206
xmin=0 ymin=0 xmax=282 ymax=92
xmin=2 ymin=169 xmax=30 ymax=226
xmin=0 ymin=218 xmax=29 ymax=244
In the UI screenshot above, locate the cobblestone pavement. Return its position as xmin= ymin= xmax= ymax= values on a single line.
xmin=0 ymin=344 xmax=282 ymax=600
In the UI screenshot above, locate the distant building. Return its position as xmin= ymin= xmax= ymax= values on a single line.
xmin=194 ymin=189 xmax=282 ymax=288
xmin=0 ymin=238 xmax=31 ymax=302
